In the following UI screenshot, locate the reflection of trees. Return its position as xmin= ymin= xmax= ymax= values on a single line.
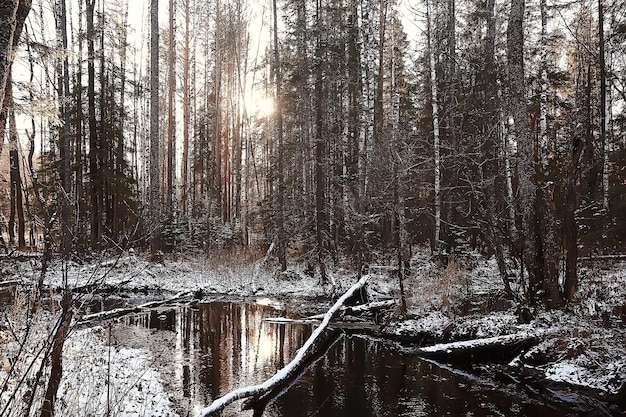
xmin=193 ymin=301 xmax=308 ymax=409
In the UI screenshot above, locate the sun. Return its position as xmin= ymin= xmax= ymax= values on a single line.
xmin=243 ymin=91 xmax=275 ymax=118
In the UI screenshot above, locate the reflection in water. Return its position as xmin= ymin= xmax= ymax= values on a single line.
xmin=122 ymin=301 xmax=581 ymax=417
xmin=124 ymin=300 xmax=309 ymax=415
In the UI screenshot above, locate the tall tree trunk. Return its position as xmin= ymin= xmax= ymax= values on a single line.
xmin=150 ymin=0 xmax=161 ymax=256
xmin=56 ymin=0 xmax=72 ymax=257
xmin=507 ymin=0 xmax=540 ymax=303
xmin=480 ymin=0 xmax=511 ymax=292
xmin=599 ymin=0 xmax=609 ymax=213
xmin=2 ymin=1 xmax=29 ymax=248
xmin=0 ymin=1 xmax=20 ymax=114
xmin=74 ymin=0 xmax=84 ymax=250
xmin=564 ymin=63 xmax=592 ymax=301
xmin=181 ymin=0 xmax=191 ymax=217
xmin=538 ymin=0 xmax=563 ymax=308
xmin=86 ymin=0 xmax=100 ymax=249
xmin=166 ymin=0 xmax=176 ymax=213
xmin=426 ymin=0 xmax=441 ymax=253
xmin=7 ymin=78 xmax=25 ymax=248
xmin=273 ymin=0 xmax=287 ymax=271
xmin=315 ymin=0 xmax=328 ymax=282
xmin=214 ymin=0 xmax=222 ymax=221
xmin=0 ymin=0 xmax=30 ymax=162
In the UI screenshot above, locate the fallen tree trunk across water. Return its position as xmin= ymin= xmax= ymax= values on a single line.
xmin=77 ymin=291 xmax=192 ymax=325
xmin=416 ymin=332 xmax=541 ymax=363
xmin=196 ymin=275 xmax=369 ymax=417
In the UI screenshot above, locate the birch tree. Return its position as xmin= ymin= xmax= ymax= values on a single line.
xmin=426 ymin=0 xmax=441 ymax=253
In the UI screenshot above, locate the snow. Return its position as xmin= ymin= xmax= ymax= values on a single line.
xmin=57 ymin=327 xmax=179 ymax=417
xmin=418 ymin=331 xmax=539 ymax=354
xmin=1 ymin=250 xmax=626 ymax=414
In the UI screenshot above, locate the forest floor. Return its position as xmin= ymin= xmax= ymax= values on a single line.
xmin=1 ymin=248 xmax=625 ymax=416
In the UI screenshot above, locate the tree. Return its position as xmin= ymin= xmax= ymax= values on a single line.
xmin=426 ymin=0 xmax=441 ymax=253
xmin=166 ymin=0 xmax=176 ymax=212
xmin=273 ymin=0 xmax=287 ymax=271
xmin=0 ymin=1 xmax=31 ymax=113
xmin=56 ymin=0 xmax=72 ymax=257
xmin=150 ymin=0 xmax=161 ymax=256
xmin=1 ymin=0 xmax=30 ymax=249
xmin=6 ymin=75 xmax=25 ymax=249
xmin=538 ymin=0 xmax=563 ymax=308
xmin=86 ymin=0 xmax=100 ymax=248
xmin=507 ymin=0 xmax=541 ymax=303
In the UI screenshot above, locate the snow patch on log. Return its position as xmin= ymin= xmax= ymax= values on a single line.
xmin=419 ymin=331 xmax=541 ymax=354
xmin=77 ymin=291 xmax=191 ymax=325
xmin=196 ymin=275 xmax=369 ymax=417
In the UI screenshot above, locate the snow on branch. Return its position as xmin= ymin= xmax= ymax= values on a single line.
xmin=196 ymin=275 xmax=369 ymax=417
xmin=77 ymin=291 xmax=192 ymax=325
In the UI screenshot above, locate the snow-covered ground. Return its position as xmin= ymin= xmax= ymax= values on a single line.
xmin=1 ymin=249 xmax=625 ymax=415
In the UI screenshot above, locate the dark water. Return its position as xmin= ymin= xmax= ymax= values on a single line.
xmin=118 ymin=299 xmax=611 ymax=417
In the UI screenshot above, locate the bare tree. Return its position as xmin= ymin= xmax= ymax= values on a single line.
xmin=426 ymin=0 xmax=441 ymax=253
xmin=150 ymin=0 xmax=161 ymax=256
xmin=507 ymin=0 xmax=541 ymax=303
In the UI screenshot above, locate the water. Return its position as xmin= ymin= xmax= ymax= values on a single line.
xmin=116 ymin=299 xmax=615 ymax=417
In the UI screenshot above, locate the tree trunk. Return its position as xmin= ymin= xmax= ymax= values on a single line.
xmin=86 ymin=0 xmax=100 ymax=249
xmin=0 ymin=1 xmax=19 ymax=114
xmin=7 ymin=77 xmax=25 ymax=249
xmin=166 ymin=0 xmax=176 ymax=212
xmin=538 ymin=0 xmax=562 ymax=308
xmin=150 ymin=0 xmax=161 ymax=256
xmin=273 ymin=0 xmax=287 ymax=271
xmin=56 ymin=0 xmax=72 ymax=257
xmin=181 ymin=0 xmax=190 ymax=217
xmin=507 ymin=0 xmax=540 ymax=303
xmin=426 ymin=0 xmax=441 ymax=253
xmin=564 ymin=65 xmax=592 ymax=301
xmin=315 ymin=0 xmax=328 ymax=283
xmin=1 ymin=0 xmax=30 ymax=248
xmin=599 ymin=0 xmax=609 ymax=213
xmin=40 ymin=292 xmax=73 ymax=417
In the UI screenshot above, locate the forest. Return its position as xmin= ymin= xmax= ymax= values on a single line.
xmin=0 ymin=0 xmax=626 ymax=415
xmin=0 ymin=0 xmax=623 ymax=305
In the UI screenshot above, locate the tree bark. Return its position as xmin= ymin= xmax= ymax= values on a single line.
xmin=0 ymin=1 xmax=19 ymax=114
xmin=166 ymin=0 xmax=176 ymax=212
xmin=538 ymin=0 xmax=562 ymax=308
xmin=507 ymin=0 xmax=541 ymax=303
xmin=273 ymin=0 xmax=287 ymax=271
xmin=181 ymin=0 xmax=190 ymax=216
xmin=150 ymin=0 xmax=161 ymax=256
xmin=315 ymin=0 xmax=328 ymax=282
xmin=86 ymin=0 xmax=100 ymax=249
xmin=426 ymin=0 xmax=441 ymax=253
xmin=7 ymin=76 xmax=25 ymax=249
xmin=56 ymin=0 xmax=72 ymax=257
xmin=599 ymin=0 xmax=609 ymax=213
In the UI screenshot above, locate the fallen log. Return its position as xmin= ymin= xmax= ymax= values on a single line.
xmin=417 ymin=332 xmax=541 ymax=363
xmin=195 ymin=275 xmax=369 ymax=417
xmin=77 ymin=291 xmax=192 ymax=325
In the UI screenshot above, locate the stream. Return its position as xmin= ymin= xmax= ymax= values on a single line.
xmin=107 ymin=297 xmax=598 ymax=417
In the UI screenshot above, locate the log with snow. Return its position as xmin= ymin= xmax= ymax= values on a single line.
xmin=416 ymin=332 xmax=541 ymax=363
xmin=196 ymin=275 xmax=369 ymax=417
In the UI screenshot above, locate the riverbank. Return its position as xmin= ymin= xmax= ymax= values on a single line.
xmin=1 ymin=249 xmax=625 ymax=415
